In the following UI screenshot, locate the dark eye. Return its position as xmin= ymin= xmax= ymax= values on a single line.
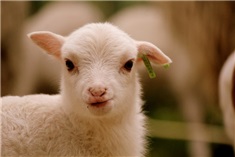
xmin=124 ymin=60 xmax=134 ymax=71
xmin=65 ymin=59 xmax=74 ymax=71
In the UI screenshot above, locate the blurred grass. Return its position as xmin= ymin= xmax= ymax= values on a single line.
xmin=148 ymin=138 xmax=188 ymax=157
xmin=147 ymin=118 xmax=233 ymax=157
xmin=29 ymin=1 xmax=49 ymax=15
xmin=29 ymin=1 xmax=148 ymax=19
xmin=142 ymin=77 xmax=183 ymax=121
xmin=91 ymin=1 xmax=148 ymax=19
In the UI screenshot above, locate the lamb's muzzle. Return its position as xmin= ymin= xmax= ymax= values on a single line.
xmin=85 ymin=85 xmax=114 ymax=115
xmin=89 ymin=86 xmax=107 ymax=97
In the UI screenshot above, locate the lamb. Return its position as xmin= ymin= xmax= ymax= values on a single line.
xmin=1 ymin=23 xmax=172 ymax=156
xmin=219 ymin=51 xmax=235 ymax=149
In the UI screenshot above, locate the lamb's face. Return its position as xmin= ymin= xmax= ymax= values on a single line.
xmin=61 ymin=23 xmax=139 ymax=117
xmin=28 ymin=22 xmax=172 ymax=118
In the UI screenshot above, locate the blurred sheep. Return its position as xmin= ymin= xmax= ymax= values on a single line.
xmin=219 ymin=51 xmax=235 ymax=149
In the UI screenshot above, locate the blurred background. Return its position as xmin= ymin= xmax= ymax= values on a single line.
xmin=1 ymin=1 xmax=235 ymax=157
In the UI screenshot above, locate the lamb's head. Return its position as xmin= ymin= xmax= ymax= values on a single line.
xmin=28 ymin=23 xmax=172 ymax=118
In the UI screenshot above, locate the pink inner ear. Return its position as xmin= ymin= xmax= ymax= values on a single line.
xmin=29 ymin=32 xmax=64 ymax=59
xmin=137 ymin=41 xmax=172 ymax=65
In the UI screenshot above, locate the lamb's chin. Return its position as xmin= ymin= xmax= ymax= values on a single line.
xmin=87 ymin=100 xmax=114 ymax=116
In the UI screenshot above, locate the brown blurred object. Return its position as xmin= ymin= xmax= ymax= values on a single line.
xmin=160 ymin=1 xmax=235 ymax=105
xmin=1 ymin=1 xmax=30 ymax=96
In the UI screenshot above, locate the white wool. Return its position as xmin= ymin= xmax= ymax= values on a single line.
xmin=219 ymin=51 xmax=235 ymax=148
xmin=1 ymin=23 xmax=171 ymax=156
xmin=1 ymin=95 xmax=145 ymax=156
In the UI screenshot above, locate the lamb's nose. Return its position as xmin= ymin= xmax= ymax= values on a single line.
xmin=89 ymin=86 xmax=107 ymax=97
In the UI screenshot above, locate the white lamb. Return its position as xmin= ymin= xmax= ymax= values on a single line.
xmin=219 ymin=51 xmax=235 ymax=149
xmin=1 ymin=23 xmax=172 ymax=156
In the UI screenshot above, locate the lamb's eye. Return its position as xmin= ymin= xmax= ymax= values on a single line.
xmin=65 ymin=59 xmax=74 ymax=71
xmin=124 ymin=60 xmax=134 ymax=72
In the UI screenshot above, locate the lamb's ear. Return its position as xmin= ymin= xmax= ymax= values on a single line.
xmin=28 ymin=31 xmax=65 ymax=59
xmin=136 ymin=41 xmax=172 ymax=65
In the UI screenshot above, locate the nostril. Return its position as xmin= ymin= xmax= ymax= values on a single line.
xmin=89 ymin=87 xmax=107 ymax=97
xmin=100 ymin=91 xmax=106 ymax=97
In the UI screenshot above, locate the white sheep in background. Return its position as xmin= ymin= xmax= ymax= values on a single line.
xmin=219 ymin=51 xmax=235 ymax=149
xmin=1 ymin=23 xmax=172 ymax=156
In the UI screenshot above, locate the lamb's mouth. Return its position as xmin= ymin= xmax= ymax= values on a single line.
xmin=90 ymin=101 xmax=108 ymax=107
xmin=87 ymin=99 xmax=113 ymax=116
xmin=89 ymin=99 xmax=112 ymax=108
